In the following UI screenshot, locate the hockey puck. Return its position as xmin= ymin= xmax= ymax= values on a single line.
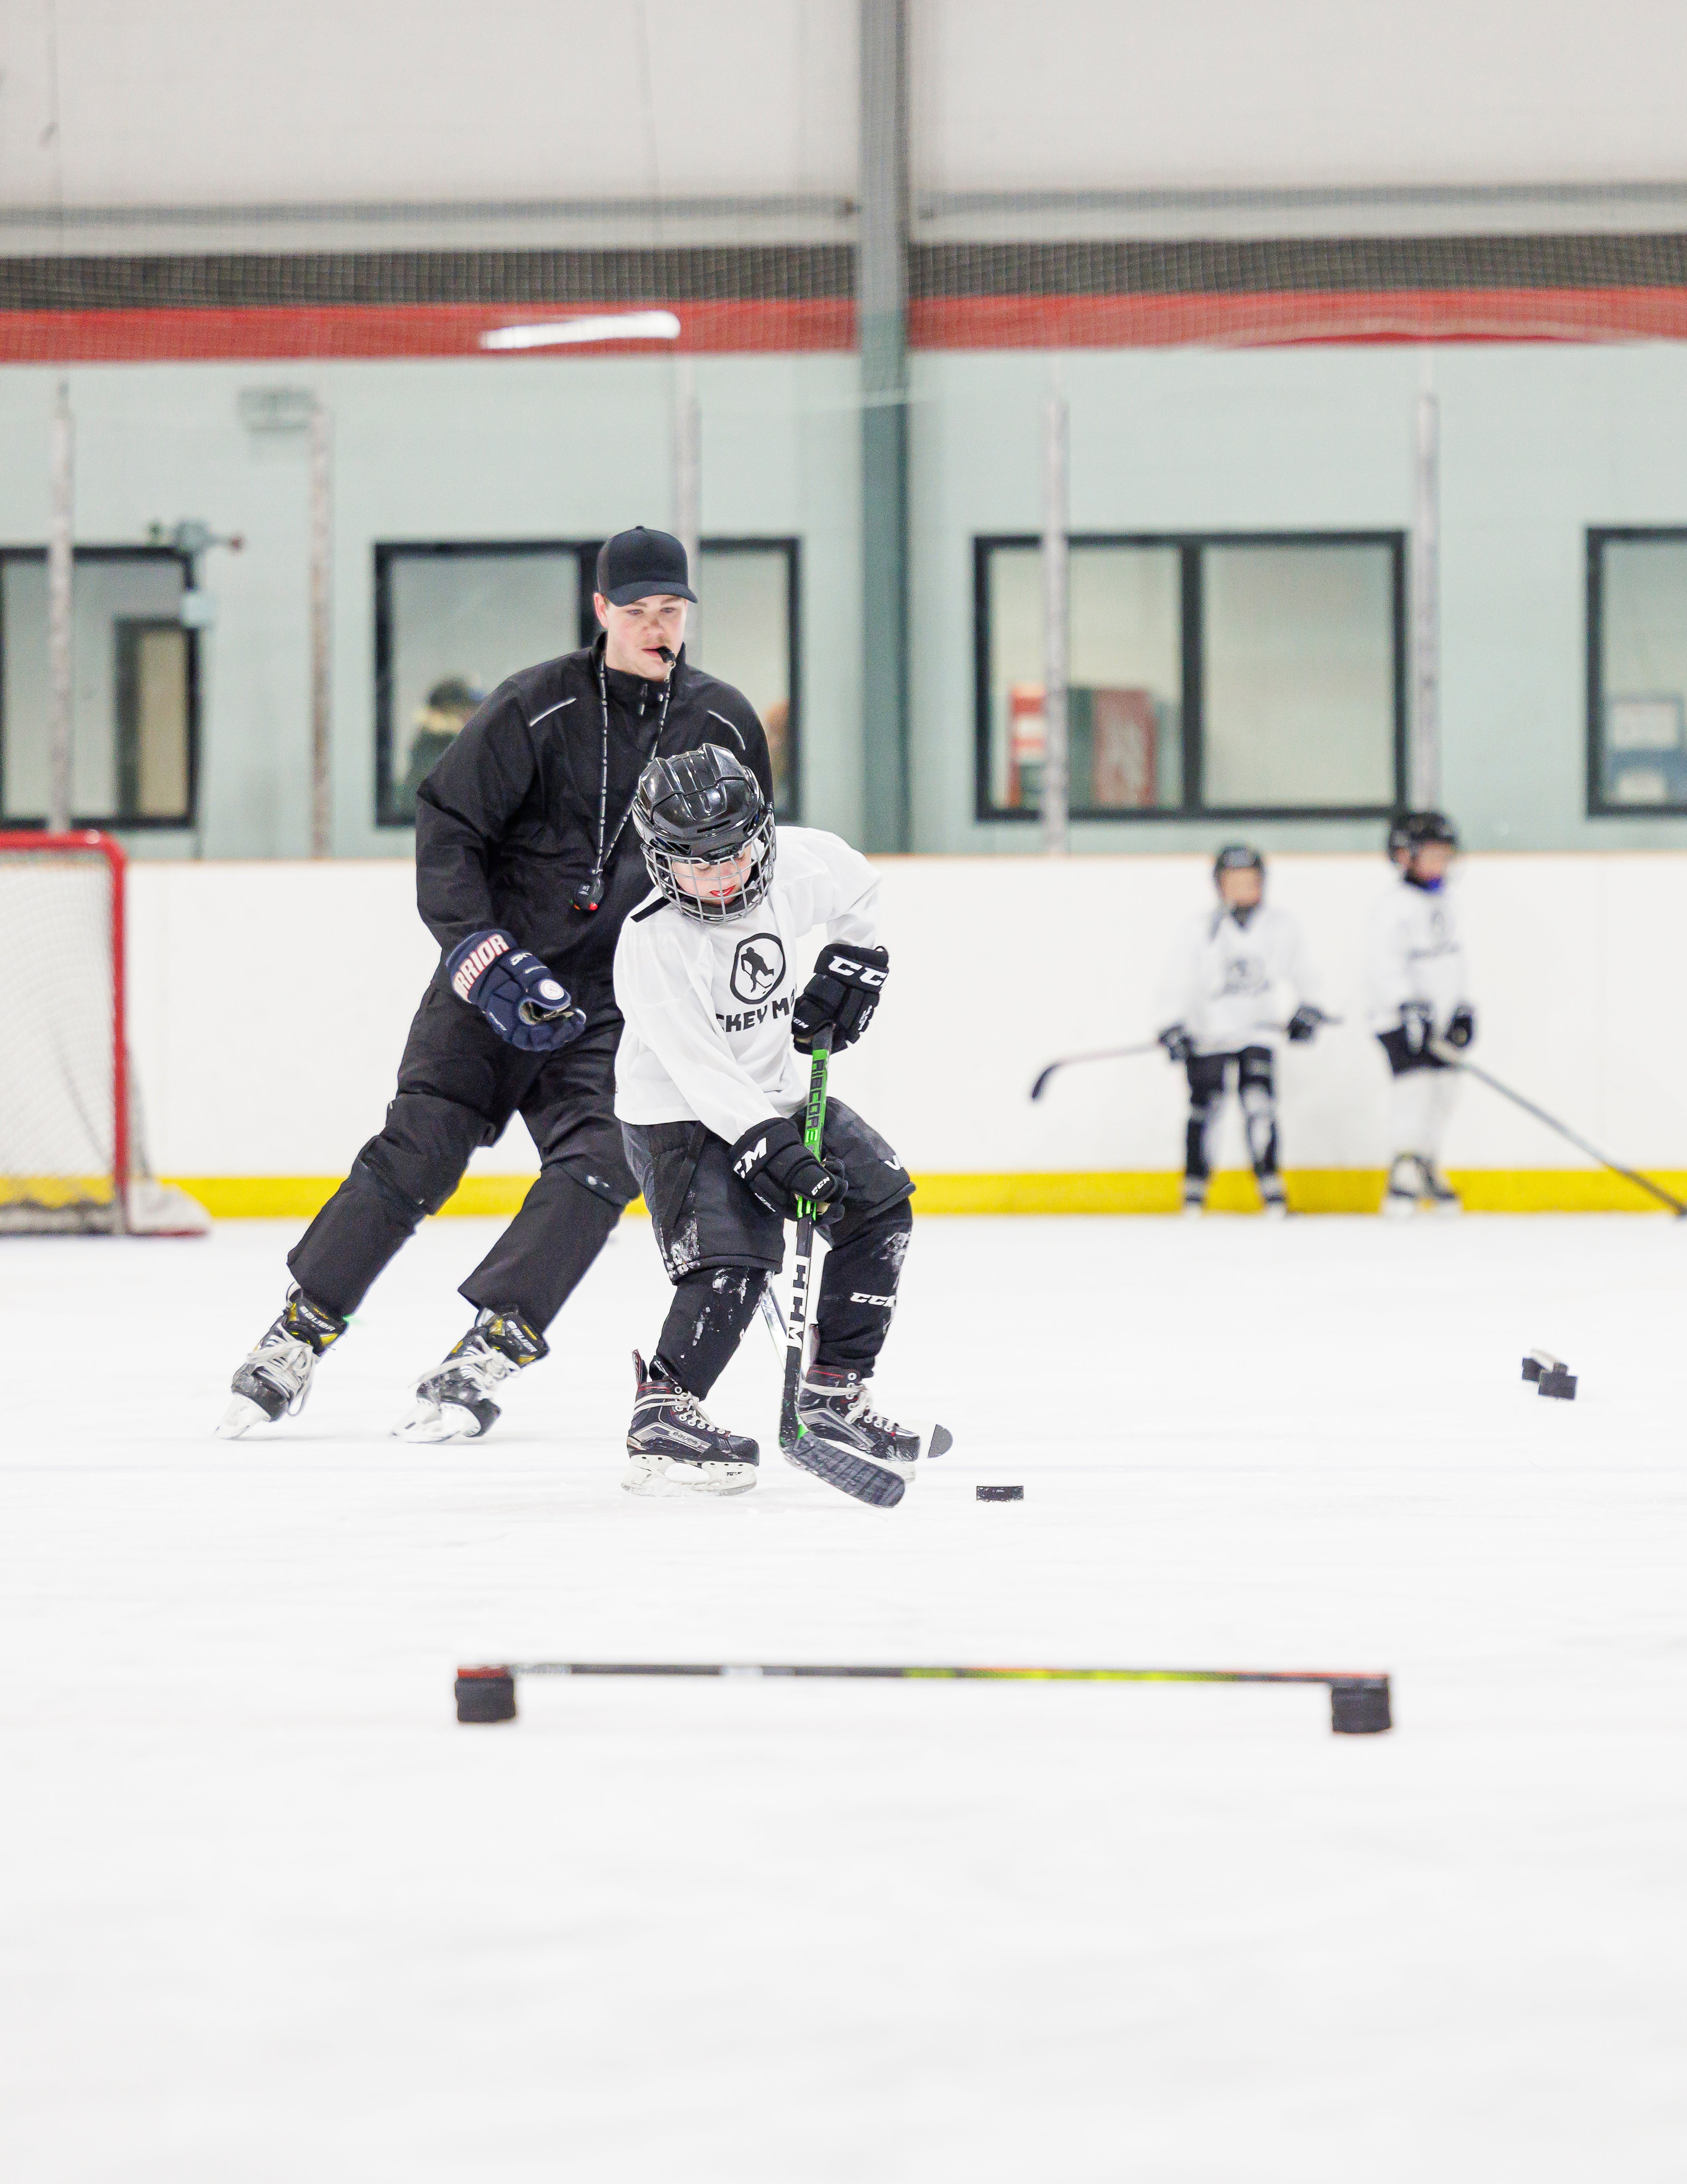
xmin=1330 ymin=1677 xmax=1392 ymax=1735
xmin=1522 ymin=1348 xmax=1562 ymax=1384
xmin=977 ymin=1484 xmax=1023 ymax=1502
xmin=455 ymin=1667 xmax=517 ymax=1724
xmin=1538 ymin=1367 xmax=1578 ymax=1402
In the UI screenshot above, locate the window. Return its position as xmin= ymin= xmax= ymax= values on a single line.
xmin=0 ymin=548 xmax=197 ymax=827
xmin=1588 ymin=531 xmax=1687 ymax=812
xmin=975 ymin=533 xmax=1404 ymax=821
xmin=375 ymin=538 xmax=800 ymax=826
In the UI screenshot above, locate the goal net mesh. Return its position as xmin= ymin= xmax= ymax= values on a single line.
xmin=0 ymin=842 xmax=119 ymax=1230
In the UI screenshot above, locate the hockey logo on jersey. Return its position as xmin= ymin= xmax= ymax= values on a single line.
xmin=730 ymin=933 xmax=786 ymax=1003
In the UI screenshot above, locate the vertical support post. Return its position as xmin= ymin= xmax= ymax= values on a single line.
xmin=1041 ymin=381 xmax=1070 ymax=855
xmin=47 ymin=379 xmax=74 ymax=835
xmin=859 ymin=0 xmax=909 ymax=852
xmin=1411 ymin=358 xmax=1440 ymax=811
xmin=308 ymin=398 xmax=333 ymax=858
xmin=673 ymin=357 xmax=701 ymax=659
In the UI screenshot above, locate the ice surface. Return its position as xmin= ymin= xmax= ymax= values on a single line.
xmin=3 ymin=1212 xmax=1685 ymax=2182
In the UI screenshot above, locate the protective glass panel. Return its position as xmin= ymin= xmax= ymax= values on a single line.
xmin=1 ymin=553 xmax=189 ymax=823
xmin=1598 ymin=540 xmax=1687 ymax=806
xmin=380 ymin=549 xmax=579 ymax=823
xmin=985 ymin=543 xmax=1181 ymax=813
xmin=694 ymin=546 xmax=796 ymax=815
xmin=1201 ymin=543 xmax=1395 ymax=808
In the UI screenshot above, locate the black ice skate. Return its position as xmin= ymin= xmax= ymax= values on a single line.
xmin=624 ymin=1351 xmax=759 ymax=1496
xmin=1383 ymin=1154 xmax=1461 ymax=1219
xmin=217 ymin=1287 xmax=347 ymax=1438
xmin=787 ymin=1365 xmax=951 ymax=1505
xmin=393 ymin=1308 xmax=548 ymax=1443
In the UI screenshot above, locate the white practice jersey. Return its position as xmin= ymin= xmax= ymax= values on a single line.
xmin=1366 ymin=876 xmax=1472 ymax=1033
xmin=1157 ymin=902 xmax=1317 ymax=1057
xmin=613 ymin=826 xmax=879 ymax=1144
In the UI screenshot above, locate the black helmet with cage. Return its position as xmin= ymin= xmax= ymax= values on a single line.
xmin=1387 ymin=810 xmax=1458 ymax=864
xmin=1213 ymin=842 xmax=1264 ymax=886
xmin=632 ymin=744 xmax=776 ymax=923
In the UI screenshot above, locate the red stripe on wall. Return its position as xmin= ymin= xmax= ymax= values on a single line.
xmin=909 ymin=287 xmax=1687 ymax=348
xmin=0 ymin=298 xmax=855 ymax=363
xmin=5 ymin=287 xmax=1687 ymax=363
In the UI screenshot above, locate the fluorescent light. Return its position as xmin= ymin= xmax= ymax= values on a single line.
xmin=480 ymin=310 xmax=682 ymax=351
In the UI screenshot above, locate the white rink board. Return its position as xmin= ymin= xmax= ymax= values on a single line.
xmin=121 ymin=852 xmax=1687 ymax=1181
xmin=3 ymin=1214 xmax=1684 ymax=2181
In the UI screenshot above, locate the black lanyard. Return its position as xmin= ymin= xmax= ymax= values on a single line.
xmin=573 ymin=653 xmax=674 ymax=913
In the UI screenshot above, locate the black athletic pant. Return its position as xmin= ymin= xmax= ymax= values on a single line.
xmin=288 ymin=975 xmax=635 ymax=1330
xmin=1185 ymin=1046 xmax=1279 ymax=1183
xmin=623 ymin=1103 xmax=915 ymax=1398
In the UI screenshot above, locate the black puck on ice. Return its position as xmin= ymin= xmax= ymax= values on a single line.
xmin=1330 ymin=1677 xmax=1393 ymax=1735
xmin=977 ymin=1484 xmax=1023 ymax=1502
xmin=1538 ymin=1367 xmax=1578 ymax=1401
xmin=456 ymin=1667 xmax=517 ymax=1724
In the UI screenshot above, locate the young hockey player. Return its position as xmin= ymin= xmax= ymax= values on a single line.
xmin=216 ymin=529 xmax=772 ymax=1443
xmin=1367 ymin=810 xmax=1475 ymax=1216
xmin=1155 ymin=845 xmax=1326 ymax=1216
xmin=610 ymin=745 xmax=947 ymax=1500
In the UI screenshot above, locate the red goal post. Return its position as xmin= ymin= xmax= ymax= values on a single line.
xmin=0 ymin=831 xmax=208 ymax=1236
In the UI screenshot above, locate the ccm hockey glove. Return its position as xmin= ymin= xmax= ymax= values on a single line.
xmin=730 ymin=1116 xmax=846 ymax=1221
xmin=792 ymin=943 xmax=890 ymax=1054
xmin=1445 ymin=1003 xmax=1477 ymax=1050
xmin=1158 ymin=1023 xmax=1194 ymax=1065
xmin=445 ymin=929 xmax=587 ymax=1053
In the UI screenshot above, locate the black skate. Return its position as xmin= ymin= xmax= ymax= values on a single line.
xmin=625 ymin=1351 xmax=759 ymax=1496
xmin=217 ymin=1287 xmax=347 ymax=1438
xmin=786 ymin=1366 xmax=951 ymax=1506
xmin=393 ymin=1308 xmax=548 ymax=1443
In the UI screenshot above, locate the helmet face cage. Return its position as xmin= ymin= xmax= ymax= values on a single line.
xmin=641 ymin=808 xmax=777 ymax=924
xmin=1388 ymin=809 xmax=1457 ymax=862
xmin=1213 ymin=842 xmax=1264 ymax=886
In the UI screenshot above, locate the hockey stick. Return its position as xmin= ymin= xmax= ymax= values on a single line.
xmin=1030 ymin=1015 xmax=1345 ymax=1102
xmin=456 ymin=1660 xmax=1393 ymax=1734
xmin=777 ymin=1025 xmax=832 ymax=1453
xmin=775 ymin=1029 xmax=905 ymax=1508
xmin=1430 ymin=1039 xmax=1687 ymax=1217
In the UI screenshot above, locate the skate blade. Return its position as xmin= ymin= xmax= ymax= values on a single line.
xmin=622 ymin=1451 xmax=758 ymax=1497
xmin=391 ymin=1400 xmax=486 ymax=1444
xmin=215 ymin=1394 xmax=272 ymax=1439
xmin=1381 ymin=1194 xmax=1417 ymax=1220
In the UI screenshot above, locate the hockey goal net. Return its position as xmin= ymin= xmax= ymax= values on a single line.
xmin=0 ymin=832 xmax=208 ymax=1235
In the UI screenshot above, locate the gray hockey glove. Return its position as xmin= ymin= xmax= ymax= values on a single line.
xmin=1398 ymin=1001 xmax=1435 ymax=1056
xmin=1158 ymin=1023 xmax=1194 ymax=1065
xmin=730 ymin=1117 xmax=846 ymax=1221
xmin=1445 ymin=1003 xmax=1476 ymax=1050
xmin=445 ymin=929 xmax=587 ymax=1053
xmin=792 ymin=943 xmax=890 ymax=1054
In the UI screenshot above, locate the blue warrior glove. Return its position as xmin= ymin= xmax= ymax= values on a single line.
xmin=445 ymin=929 xmax=587 ymax=1053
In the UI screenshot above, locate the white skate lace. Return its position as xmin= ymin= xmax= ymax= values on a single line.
xmin=424 ymin=1336 xmax=520 ymax=1399
xmin=662 ymin=1384 xmax=726 ymax=1435
xmin=814 ymin=1381 xmax=896 ymax=1437
xmin=252 ymin=1330 xmax=314 ymax=1415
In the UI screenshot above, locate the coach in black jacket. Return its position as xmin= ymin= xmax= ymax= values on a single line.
xmin=218 ymin=528 xmax=773 ymax=1445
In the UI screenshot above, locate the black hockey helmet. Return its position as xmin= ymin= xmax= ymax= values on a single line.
xmin=1387 ymin=809 xmax=1458 ymax=862
xmin=633 ymin=744 xmax=775 ymax=923
xmin=1213 ymin=842 xmax=1264 ymax=884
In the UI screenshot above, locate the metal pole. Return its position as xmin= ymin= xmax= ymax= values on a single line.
xmin=1411 ymin=358 xmax=1439 ymax=809
xmin=673 ymin=357 xmax=701 ymax=658
xmin=1041 ymin=382 xmax=1070 ymax=855
xmin=859 ymin=0 xmax=909 ymax=852
xmin=308 ymin=398 xmax=332 ymax=858
xmin=47 ymin=379 xmax=74 ymax=834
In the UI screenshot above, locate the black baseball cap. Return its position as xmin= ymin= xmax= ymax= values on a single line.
xmin=595 ymin=526 xmax=696 ymax=606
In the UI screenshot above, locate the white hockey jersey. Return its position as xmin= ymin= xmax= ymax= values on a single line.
xmin=613 ymin=826 xmax=879 ymax=1145
xmin=1156 ymin=902 xmax=1317 ymax=1057
xmin=1365 ymin=876 xmax=1472 ymax=1034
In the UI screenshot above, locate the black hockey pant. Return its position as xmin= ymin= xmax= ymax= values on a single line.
xmin=288 ymin=977 xmax=635 ymax=1330
xmin=623 ymin=1104 xmax=915 ymax=1399
xmin=1185 ymin=1047 xmax=1279 ymax=1182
